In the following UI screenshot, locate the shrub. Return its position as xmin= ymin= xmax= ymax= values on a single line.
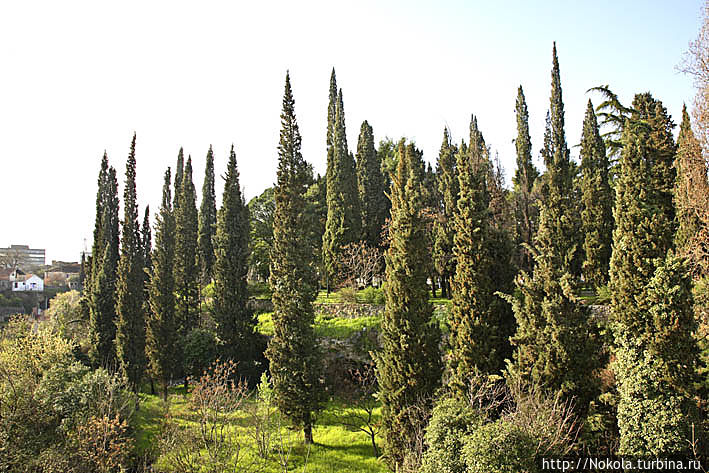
xmin=360 ymin=286 xmax=385 ymax=305
xmin=336 ymin=286 xmax=358 ymax=303
xmin=461 ymin=420 xmax=539 ymax=473
xmin=182 ymin=328 xmax=218 ymax=381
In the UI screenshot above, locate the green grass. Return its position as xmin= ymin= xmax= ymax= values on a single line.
xmin=132 ymin=391 xmax=387 ymax=473
xmin=257 ymin=312 xmax=381 ymax=339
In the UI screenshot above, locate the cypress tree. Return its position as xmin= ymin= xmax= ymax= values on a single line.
xmin=89 ymin=160 xmax=120 ymax=368
xmin=433 ymin=127 xmax=458 ymax=299
xmin=266 ymin=73 xmax=324 ymax=444
xmin=375 ymin=141 xmax=442 ymax=469
xmin=506 ymin=44 xmax=601 ymax=413
xmin=447 ymin=116 xmax=504 ymax=392
xmin=115 ymin=133 xmax=147 ymax=394
xmin=580 ymin=100 xmax=613 ymax=287
xmin=323 ymin=87 xmax=362 ymax=287
xmin=147 ymin=169 xmax=177 ymax=401
xmin=174 ymin=156 xmax=199 ymax=335
xmin=174 ymin=148 xmax=184 ymax=211
xmin=611 ymin=115 xmax=703 ymax=455
xmin=512 ymin=86 xmax=539 ymax=273
xmin=356 ymin=120 xmax=387 ymax=251
xmin=142 ymin=206 xmax=152 ymax=272
xmin=198 ymin=145 xmax=217 ymax=285
xmin=213 ymin=145 xmax=258 ymax=381
xmin=675 ymin=104 xmax=708 ymax=253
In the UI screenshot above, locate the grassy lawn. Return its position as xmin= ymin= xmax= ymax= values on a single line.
xmin=257 ymin=312 xmax=381 ymax=339
xmin=132 ymin=391 xmax=386 ymax=473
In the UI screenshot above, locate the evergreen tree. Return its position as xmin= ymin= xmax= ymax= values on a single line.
xmin=580 ymin=100 xmax=613 ymax=287
xmin=611 ymin=116 xmax=703 ymax=455
xmin=447 ymin=116 xmax=504 ymax=391
xmin=433 ymin=128 xmax=458 ymax=299
xmin=142 ymin=206 xmax=152 ymax=272
xmin=89 ymin=159 xmax=120 ymax=368
xmin=512 ymin=86 xmax=539 ymax=273
xmin=506 ymin=44 xmax=601 ymax=413
xmin=266 ymin=73 xmax=324 ymax=444
xmin=356 ymin=120 xmax=387 ymax=251
xmin=375 ymin=140 xmax=442 ymax=470
xmin=213 ymin=145 xmax=258 ymax=381
xmin=115 ymin=133 xmax=147 ymax=393
xmin=174 ymin=148 xmax=184 ymax=211
xmin=675 ymin=104 xmax=708 ymax=253
xmin=174 ymin=156 xmax=199 ymax=336
xmin=323 ymin=87 xmax=362 ymax=288
xmin=147 ymin=168 xmax=177 ymax=401
xmin=198 ymin=145 xmax=217 ymax=285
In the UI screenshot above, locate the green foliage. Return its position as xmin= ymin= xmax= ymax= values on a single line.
xmin=507 ymin=44 xmax=601 ymax=415
xmin=248 ymin=187 xmax=275 ymax=281
xmin=88 ymin=157 xmax=120 ymax=368
xmin=0 ymin=319 xmax=134 ymax=472
xmin=181 ymin=328 xmax=218 ymax=381
xmin=357 ymin=120 xmax=388 ymax=250
xmin=323 ymin=80 xmax=362 ymax=286
xmin=448 ymin=115 xmax=510 ymax=392
xmin=374 ymin=140 xmax=442 ymax=469
xmin=46 ymin=290 xmax=86 ymax=347
xmin=460 ymin=420 xmax=539 ymax=473
xmin=174 ymin=155 xmax=200 ymax=337
xmin=147 ymin=168 xmax=178 ymax=400
xmin=511 ymin=86 xmax=540 ymax=273
xmin=433 ymin=127 xmax=459 ymax=298
xmin=580 ymin=100 xmax=613 ymax=287
xmin=213 ymin=145 xmax=260 ymax=382
xmin=266 ymin=73 xmax=324 ymax=444
xmin=360 ymin=286 xmax=385 ymax=305
xmin=336 ymin=286 xmax=358 ymax=303
xmin=197 ymin=145 xmax=217 ymax=286
xmin=115 ymin=133 xmax=147 ymax=393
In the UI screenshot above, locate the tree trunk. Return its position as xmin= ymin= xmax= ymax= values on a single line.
xmin=304 ymin=412 xmax=314 ymax=444
xmin=150 ymin=377 xmax=155 ymax=395
xmin=163 ymin=383 xmax=168 ymax=402
xmin=370 ymin=434 xmax=379 ymax=457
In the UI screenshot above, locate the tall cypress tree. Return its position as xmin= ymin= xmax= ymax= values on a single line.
xmin=356 ymin=120 xmax=387 ymax=251
xmin=447 ymin=116 xmax=504 ymax=392
xmin=174 ymin=156 xmax=199 ymax=336
xmin=506 ymin=44 xmax=600 ymax=413
xmin=433 ymin=127 xmax=458 ymax=298
xmin=115 ymin=133 xmax=147 ymax=394
xmin=611 ymin=114 xmax=703 ymax=456
xmin=89 ymin=159 xmax=120 ymax=368
xmin=174 ymin=148 xmax=184 ymax=211
xmin=674 ymin=105 xmax=708 ymax=253
xmin=147 ymin=168 xmax=177 ymax=401
xmin=323 ymin=87 xmax=362 ymax=287
xmin=512 ymin=86 xmax=539 ymax=273
xmin=579 ymin=100 xmax=613 ymax=287
xmin=375 ymin=141 xmax=442 ymax=470
xmin=213 ymin=145 xmax=258 ymax=381
xmin=266 ymin=73 xmax=324 ymax=444
xmin=198 ymin=145 xmax=217 ymax=285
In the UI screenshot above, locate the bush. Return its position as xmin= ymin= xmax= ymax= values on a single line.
xmin=461 ymin=420 xmax=539 ymax=473
xmin=336 ymin=286 xmax=358 ymax=303
xmin=595 ymin=284 xmax=611 ymax=304
xmin=360 ymin=286 xmax=385 ymax=305
xmin=182 ymin=328 xmax=218 ymax=381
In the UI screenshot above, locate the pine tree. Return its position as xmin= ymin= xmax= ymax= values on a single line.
xmin=89 ymin=159 xmax=120 ymax=368
xmin=147 ymin=169 xmax=177 ymax=401
xmin=198 ymin=145 xmax=217 ymax=285
xmin=512 ymin=86 xmax=539 ymax=273
xmin=375 ymin=140 xmax=442 ymax=470
xmin=611 ymin=115 xmax=703 ymax=455
xmin=213 ymin=145 xmax=258 ymax=381
xmin=115 ymin=133 xmax=147 ymax=394
xmin=433 ymin=128 xmax=458 ymax=299
xmin=674 ymin=104 xmax=708 ymax=253
xmin=356 ymin=120 xmax=387 ymax=251
xmin=323 ymin=86 xmax=362 ymax=287
xmin=266 ymin=73 xmax=324 ymax=444
xmin=580 ymin=100 xmax=613 ymax=287
xmin=174 ymin=155 xmax=199 ymax=336
xmin=142 ymin=206 xmax=152 ymax=288
xmin=506 ymin=44 xmax=601 ymax=413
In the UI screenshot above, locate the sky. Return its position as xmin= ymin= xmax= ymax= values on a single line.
xmin=0 ymin=0 xmax=704 ymax=263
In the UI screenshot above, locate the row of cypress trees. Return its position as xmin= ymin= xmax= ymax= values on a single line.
xmin=84 ymin=134 xmax=254 ymax=400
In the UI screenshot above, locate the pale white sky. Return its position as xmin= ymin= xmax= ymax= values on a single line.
xmin=0 ymin=1 xmax=702 ymax=262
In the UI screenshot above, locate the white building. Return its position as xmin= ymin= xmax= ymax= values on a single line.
xmin=12 ymin=274 xmax=44 ymax=292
